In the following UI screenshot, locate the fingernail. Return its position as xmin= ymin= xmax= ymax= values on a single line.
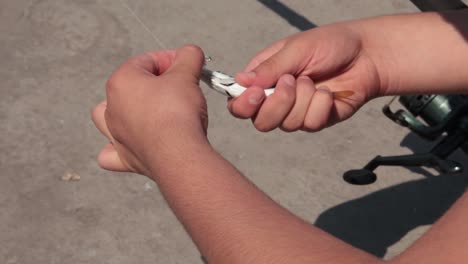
xmin=248 ymin=92 xmax=265 ymax=105
xmin=317 ymin=86 xmax=330 ymax=92
xmin=298 ymin=75 xmax=311 ymax=81
xmin=283 ymin=75 xmax=295 ymax=87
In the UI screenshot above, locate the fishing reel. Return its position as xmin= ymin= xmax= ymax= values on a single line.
xmin=344 ymin=94 xmax=468 ymax=185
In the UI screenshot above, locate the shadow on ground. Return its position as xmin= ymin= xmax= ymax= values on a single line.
xmin=257 ymin=0 xmax=316 ymax=30
xmin=315 ymin=132 xmax=468 ymax=257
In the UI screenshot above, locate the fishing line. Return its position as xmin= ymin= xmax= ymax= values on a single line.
xmin=118 ymin=0 xmax=167 ymax=49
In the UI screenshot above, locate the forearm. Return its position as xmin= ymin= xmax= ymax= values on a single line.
xmin=145 ymin=136 xmax=381 ymax=264
xmin=354 ymin=10 xmax=468 ymax=95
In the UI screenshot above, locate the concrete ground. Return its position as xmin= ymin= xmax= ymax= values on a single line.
xmin=1 ymin=0 xmax=467 ymax=263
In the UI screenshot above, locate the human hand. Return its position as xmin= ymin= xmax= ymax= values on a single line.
xmin=91 ymin=45 xmax=208 ymax=176
xmin=229 ymin=24 xmax=383 ymax=132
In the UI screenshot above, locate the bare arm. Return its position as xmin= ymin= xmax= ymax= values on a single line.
xmin=143 ymin=129 xmax=468 ymax=264
xmin=358 ymin=10 xmax=468 ymax=95
xmin=146 ymin=136 xmax=381 ymax=264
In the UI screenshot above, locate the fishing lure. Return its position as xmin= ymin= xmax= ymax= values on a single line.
xmin=201 ymin=67 xmax=354 ymax=99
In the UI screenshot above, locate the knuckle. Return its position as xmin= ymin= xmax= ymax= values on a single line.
xmin=234 ymin=111 xmax=250 ymax=119
xmin=183 ymin=44 xmax=204 ymax=57
xmin=91 ymin=105 xmax=99 ymax=122
xmin=91 ymin=104 xmax=102 ymax=118
xmin=231 ymin=109 xmax=251 ymax=120
xmin=249 ymin=58 xmax=263 ymax=69
xmin=280 ymin=124 xmax=297 ymax=132
xmin=254 ymin=120 xmax=274 ymax=133
xmin=229 ymin=99 xmax=257 ymax=120
xmin=293 ymin=39 xmax=310 ymax=54
xmin=282 ymin=118 xmax=301 ymax=132
xmin=105 ymin=71 xmax=123 ymax=95
xmin=277 ymin=88 xmax=295 ymax=103
xmin=303 ymin=119 xmax=323 ymax=132
xmin=258 ymin=56 xmax=279 ymax=74
xmin=297 ymin=75 xmax=313 ymax=86
xmin=183 ymin=44 xmax=202 ymax=52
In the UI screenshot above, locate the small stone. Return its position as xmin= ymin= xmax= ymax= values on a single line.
xmin=61 ymin=172 xmax=80 ymax=182
xmin=70 ymin=173 xmax=81 ymax=181
xmin=144 ymin=182 xmax=153 ymax=191
xmin=61 ymin=172 xmax=73 ymax=181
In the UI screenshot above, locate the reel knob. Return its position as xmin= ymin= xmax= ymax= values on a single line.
xmin=343 ymin=169 xmax=377 ymax=185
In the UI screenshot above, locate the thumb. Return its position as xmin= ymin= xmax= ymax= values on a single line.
xmin=166 ymin=45 xmax=205 ymax=79
xmin=237 ymin=45 xmax=304 ymax=88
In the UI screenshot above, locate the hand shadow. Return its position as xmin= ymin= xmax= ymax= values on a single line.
xmin=315 ymin=132 xmax=468 ymax=257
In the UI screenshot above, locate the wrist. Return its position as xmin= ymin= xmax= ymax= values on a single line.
xmin=141 ymin=126 xmax=211 ymax=180
xmin=345 ymin=17 xmax=396 ymax=98
xmin=347 ymin=11 xmax=468 ymax=96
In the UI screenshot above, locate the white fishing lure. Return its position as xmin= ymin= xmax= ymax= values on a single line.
xmin=201 ymin=68 xmax=275 ymax=97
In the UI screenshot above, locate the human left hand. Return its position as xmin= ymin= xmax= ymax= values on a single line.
xmin=91 ymin=45 xmax=208 ymax=176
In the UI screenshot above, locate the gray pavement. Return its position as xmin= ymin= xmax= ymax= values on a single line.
xmin=1 ymin=0 xmax=467 ymax=263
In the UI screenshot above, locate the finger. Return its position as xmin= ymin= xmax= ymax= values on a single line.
xmin=236 ymin=40 xmax=288 ymax=86
xmin=144 ymin=50 xmax=177 ymax=74
xmin=244 ymin=39 xmax=287 ymax=72
xmin=313 ymin=79 xmax=359 ymax=123
xmin=303 ymin=86 xmax=334 ymax=132
xmin=98 ymin=144 xmax=129 ymax=172
xmin=227 ymin=86 xmax=266 ymax=119
xmin=123 ymin=50 xmax=177 ymax=76
xmin=106 ymin=50 xmax=176 ymax=96
xmin=91 ymin=101 xmax=112 ymax=141
xmin=253 ymin=74 xmax=296 ymax=132
xmin=326 ymin=99 xmax=358 ymax=127
xmin=281 ymin=76 xmax=316 ymax=132
xmin=237 ymin=45 xmax=306 ymax=88
xmin=165 ymin=45 xmax=205 ymax=79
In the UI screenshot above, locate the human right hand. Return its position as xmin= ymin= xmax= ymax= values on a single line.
xmin=228 ymin=23 xmax=385 ymax=132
